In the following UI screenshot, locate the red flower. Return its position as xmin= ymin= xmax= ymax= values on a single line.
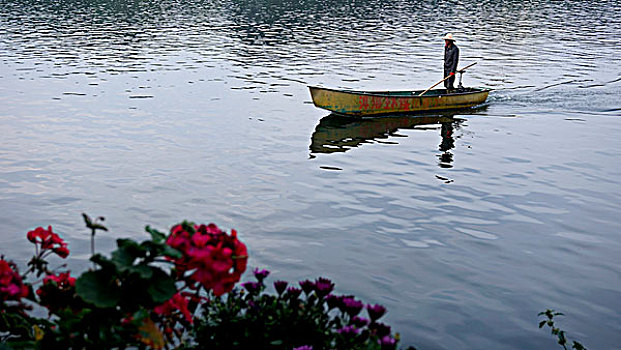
xmin=0 ymin=259 xmax=29 ymax=302
xmin=27 ymin=226 xmax=70 ymax=259
xmin=42 ymin=271 xmax=76 ymax=288
xmin=55 ymin=246 xmax=69 ymax=258
xmin=154 ymin=292 xmax=193 ymax=324
xmin=165 ymin=223 xmax=248 ymax=296
xmin=36 ymin=271 xmax=78 ymax=313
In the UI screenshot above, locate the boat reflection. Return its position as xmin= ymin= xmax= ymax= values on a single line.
xmin=438 ymin=121 xmax=456 ymax=168
xmin=309 ymin=112 xmax=469 ymax=168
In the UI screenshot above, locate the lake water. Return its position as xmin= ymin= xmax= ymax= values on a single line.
xmin=1 ymin=0 xmax=620 ymax=349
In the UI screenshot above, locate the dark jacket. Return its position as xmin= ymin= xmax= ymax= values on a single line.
xmin=444 ymin=43 xmax=459 ymax=74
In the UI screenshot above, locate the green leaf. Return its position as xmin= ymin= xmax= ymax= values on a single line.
xmin=139 ymin=240 xmax=173 ymax=259
xmin=82 ymin=213 xmax=108 ymax=233
xmin=91 ymin=223 xmax=108 ymax=232
xmin=146 ymin=269 xmax=176 ymax=304
xmin=163 ymin=245 xmax=182 ymax=259
xmin=2 ymin=341 xmax=37 ymax=350
xmin=91 ymin=253 xmax=115 ymax=270
xmin=573 ymin=341 xmax=587 ymax=350
xmin=538 ymin=320 xmax=546 ymax=328
xmin=558 ymin=331 xmax=567 ymax=345
xmin=82 ymin=213 xmax=93 ymax=227
xmin=139 ymin=240 xmax=159 ymax=252
xmin=179 ymin=221 xmax=196 ymax=234
xmin=145 ymin=226 xmax=166 ymax=243
xmin=128 ymin=264 xmax=154 ymax=279
xmin=75 ymin=270 xmax=121 ymax=308
xmin=112 ymin=248 xmax=137 ymax=270
xmin=113 ymin=239 xmax=146 ymax=265
xmin=116 ymin=238 xmax=143 ymax=252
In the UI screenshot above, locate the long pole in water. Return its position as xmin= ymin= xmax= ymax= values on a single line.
xmin=418 ymin=62 xmax=478 ymax=96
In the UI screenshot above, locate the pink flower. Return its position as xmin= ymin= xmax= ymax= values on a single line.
xmin=274 ymin=280 xmax=288 ymax=295
xmin=366 ymin=303 xmax=387 ymax=321
xmin=369 ymin=322 xmax=392 ymax=337
xmin=4 ymin=284 xmax=21 ymax=296
xmin=299 ymin=279 xmax=314 ymax=295
xmin=337 ymin=325 xmax=360 ymax=336
xmin=314 ymin=277 xmax=334 ymax=298
xmin=242 ymin=281 xmax=262 ymax=294
xmin=351 ymin=316 xmax=369 ymax=327
xmin=0 ymin=259 xmax=29 ymax=302
xmin=341 ymin=296 xmax=364 ymax=316
xmin=379 ymin=335 xmax=398 ymax=350
xmin=326 ymin=294 xmax=341 ymax=310
xmin=286 ymin=287 xmax=302 ymax=299
xmin=253 ymin=268 xmax=270 ymax=283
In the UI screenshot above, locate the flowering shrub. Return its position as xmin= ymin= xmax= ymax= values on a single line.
xmin=192 ymin=268 xmax=403 ymax=350
xmin=0 ymin=214 xmax=412 ymax=350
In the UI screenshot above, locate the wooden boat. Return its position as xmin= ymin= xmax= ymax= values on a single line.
xmin=308 ymin=86 xmax=490 ymax=117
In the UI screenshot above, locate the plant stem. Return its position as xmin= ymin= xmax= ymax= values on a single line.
xmin=91 ymin=228 xmax=96 ymax=268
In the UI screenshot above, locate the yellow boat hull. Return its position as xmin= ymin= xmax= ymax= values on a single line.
xmin=309 ymin=86 xmax=490 ymax=116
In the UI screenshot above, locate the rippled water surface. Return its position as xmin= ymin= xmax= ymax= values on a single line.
xmin=2 ymin=0 xmax=621 ymax=349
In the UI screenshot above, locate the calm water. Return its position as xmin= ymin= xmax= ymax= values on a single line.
xmin=2 ymin=0 xmax=621 ymax=348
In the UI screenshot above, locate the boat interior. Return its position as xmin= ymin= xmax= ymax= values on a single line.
xmin=363 ymin=87 xmax=488 ymax=96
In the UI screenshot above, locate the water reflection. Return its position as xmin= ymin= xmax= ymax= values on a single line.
xmin=310 ymin=113 xmax=463 ymax=167
xmin=438 ymin=121 xmax=455 ymax=168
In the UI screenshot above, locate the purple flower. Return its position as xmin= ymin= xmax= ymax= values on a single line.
xmin=253 ymin=268 xmax=270 ymax=283
xmin=337 ymin=325 xmax=360 ymax=337
xmin=314 ymin=277 xmax=334 ymax=298
xmin=293 ymin=346 xmax=313 ymax=350
xmin=242 ymin=281 xmax=261 ymax=294
xmin=379 ymin=335 xmax=398 ymax=350
xmin=325 ymin=294 xmax=341 ymax=310
xmin=366 ymin=303 xmax=387 ymax=321
xmin=299 ymin=279 xmax=315 ymax=295
xmin=274 ymin=280 xmax=288 ymax=295
xmin=341 ymin=296 xmax=364 ymax=316
xmin=287 ymin=287 xmax=302 ymax=299
xmin=351 ymin=316 xmax=369 ymax=328
xmin=370 ymin=322 xmax=391 ymax=337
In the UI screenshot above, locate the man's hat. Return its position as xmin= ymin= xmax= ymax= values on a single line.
xmin=442 ymin=33 xmax=456 ymax=41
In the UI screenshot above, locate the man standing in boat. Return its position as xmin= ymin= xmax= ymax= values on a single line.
xmin=443 ymin=33 xmax=459 ymax=92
